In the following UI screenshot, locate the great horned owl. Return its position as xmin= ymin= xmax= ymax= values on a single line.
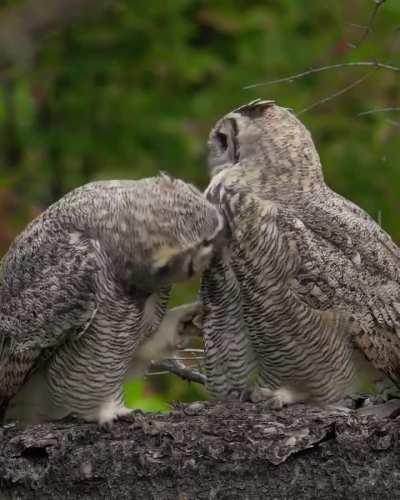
xmin=0 ymin=175 xmax=226 ymax=425
xmin=200 ymin=99 xmax=400 ymax=408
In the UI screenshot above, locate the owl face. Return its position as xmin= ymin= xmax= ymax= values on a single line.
xmin=207 ymin=100 xmax=316 ymax=183
xmin=207 ymin=100 xmax=275 ymax=175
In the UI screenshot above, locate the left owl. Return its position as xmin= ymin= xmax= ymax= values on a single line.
xmin=0 ymin=175 xmax=227 ymax=425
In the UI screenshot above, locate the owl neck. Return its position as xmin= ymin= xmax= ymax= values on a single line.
xmin=237 ymin=151 xmax=325 ymax=196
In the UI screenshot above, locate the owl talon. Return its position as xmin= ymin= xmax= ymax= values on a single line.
xmin=251 ymin=386 xmax=304 ymax=409
xmin=252 ymin=394 xmax=284 ymax=410
xmin=226 ymin=387 xmax=255 ymax=401
xmin=250 ymin=385 xmax=273 ymax=403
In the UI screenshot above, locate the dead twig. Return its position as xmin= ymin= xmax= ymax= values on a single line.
xmin=350 ymin=0 xmax=387 ymax=49
xmin=297 ymin=71 xmax=375 ymax=116
xmin=385 ymin=118 xmax=400 ymax=128
xmin=244 ymin=61 xmax=400 ymax=89
xmin=358 ymin=107 xmax=400 ymax=116
xmin=151 ymin=359 xmax=206 ymax=385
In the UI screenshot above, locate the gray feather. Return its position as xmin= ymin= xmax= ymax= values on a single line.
xmin=201 ymin=101 xmax=400 ymax=407
xmin=0 ymin=175 xmax=226 ymax=424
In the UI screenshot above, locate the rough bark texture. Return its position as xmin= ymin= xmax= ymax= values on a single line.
xmin=0 ymin=401 xmax=400 ymax=499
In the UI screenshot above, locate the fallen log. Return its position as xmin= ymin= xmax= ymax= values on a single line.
xmin=0 ymin=401 xmax=399 ymax=499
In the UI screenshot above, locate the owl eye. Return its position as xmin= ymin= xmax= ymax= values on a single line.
xmin=216 ymin=132 xmax=228 ymax=152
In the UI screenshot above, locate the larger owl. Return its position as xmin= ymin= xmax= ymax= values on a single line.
xmin=200 ymin=100 xmax=400 ymax=408
xmin=0 ymin=175 xmax=226 ymax=425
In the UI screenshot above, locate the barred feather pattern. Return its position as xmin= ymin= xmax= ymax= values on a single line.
xmin=229 ymin=192 xmax=354 ymax=403
xmin=203 ymin=176 xmax=355 ymax=404
xmin=0 ymin=175 xmax=226 ymax=424
xmin=201 ymin=100 xmax=400 ymax=406
xmin=200 ymin=254 xmax=256 ymax=399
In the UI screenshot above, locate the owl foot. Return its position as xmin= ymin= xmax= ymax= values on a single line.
xmin=250 ymin=385 xmax=274 ymax=403
xmin=251 ymin=386 xmax=305 ymax=409
xmin=224 ymin=388 xmax=252 ymax=401
xmin=97 ymin=400 xmax=133 ymax=427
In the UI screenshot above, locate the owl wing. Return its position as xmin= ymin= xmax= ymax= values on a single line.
xmin=202 ymin=173 xmax=354 ymax=402
xmin=0 ymin=176 xmax=225 ymax=414
xmin=281 ymin=187 xmax=400 ymax=384
xmin=0 ymin=224 xmax=99 ymax=409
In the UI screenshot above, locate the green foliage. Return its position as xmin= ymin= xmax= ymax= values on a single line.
xmin=1 ymin=0 xmax=400 ymax=408
xmin=123 ymin=379 xmax=169 ymax=412
xmin=124 ymin=374 xmax=207 ymax=412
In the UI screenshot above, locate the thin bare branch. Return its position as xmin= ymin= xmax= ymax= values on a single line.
xmin=351 ymin=0 xmax=387 ymax=49
xmin=349 ymin=23 xmax=370 ymax=30
xmin=358 ymin=107 xmax=400 ymax=116
xmin=297 ymin=71 xmax=375 ymax=116
xmin=244 ymin=61 xmax=400 ymax=89
xmin=384 ymin=119 xmax=400 ymax=128
xmin=151 ymin=359 xmax=206 ymax=386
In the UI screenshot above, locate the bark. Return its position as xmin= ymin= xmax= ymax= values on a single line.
xmin=0 ymin=401 xmax=399 ymax=499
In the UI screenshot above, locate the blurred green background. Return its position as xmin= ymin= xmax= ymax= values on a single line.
xmin=0 ymin=0 xmax=399 ymax=410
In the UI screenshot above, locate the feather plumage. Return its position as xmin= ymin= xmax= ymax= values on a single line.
xmin=0 ymin=176 xmax=226 ymax=424
xmin=201 ymin=100 xmax=400 ymax=406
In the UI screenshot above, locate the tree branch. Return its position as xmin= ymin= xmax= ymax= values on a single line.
xmin=150 ymin=359 xmax=206 ymax=386
xmin=244 ymin=61 xmax=400 ymax=89
xmin=358 ymin=106 xmax=400 ymax=116
xmin=349 ymin=0 xmax=387 ymax=49
xmin=297 ymin=71 xmax=375 ymax=115
xmin=1 ymin=402 xmax=399 ymax=499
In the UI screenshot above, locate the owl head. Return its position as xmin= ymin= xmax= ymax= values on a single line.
xmin=207 ymin=100 xmax=323 ymax=185
xmin=117 ymin=175 xmax=230 ymax=294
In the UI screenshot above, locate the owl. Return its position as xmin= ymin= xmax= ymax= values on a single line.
xmin=0 ymin=175 xmax=227 ymax=425
xmin=200 ymin=99 xmax=400 ymax=408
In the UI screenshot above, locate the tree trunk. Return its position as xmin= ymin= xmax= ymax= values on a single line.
xmin=0 ymin=401 xmax=399 ymax=499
